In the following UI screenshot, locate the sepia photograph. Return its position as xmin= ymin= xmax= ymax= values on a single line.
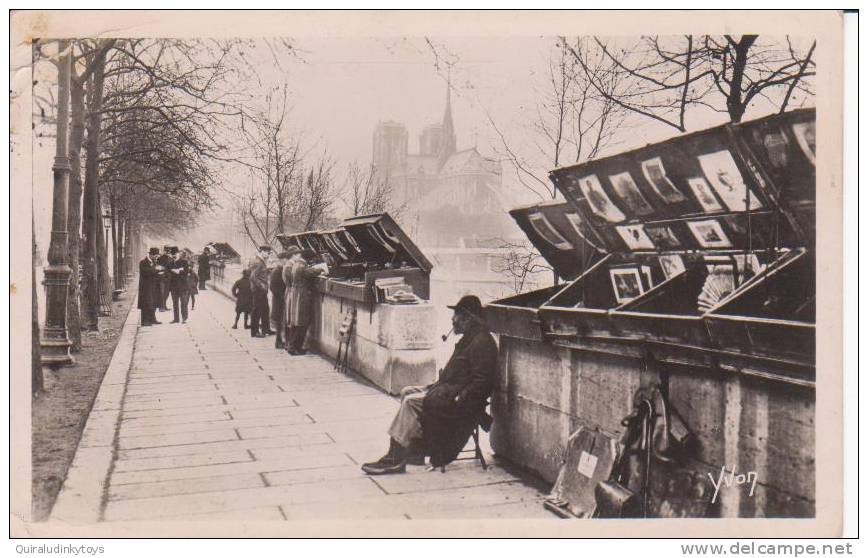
xmin=9 ymin=9 xmax=848 ymax=540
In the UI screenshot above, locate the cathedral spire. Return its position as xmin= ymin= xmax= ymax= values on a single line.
xmin=439 ymin=70 xmax=457 ymax=166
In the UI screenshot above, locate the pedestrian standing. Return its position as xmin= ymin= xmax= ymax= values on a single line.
xmin=281 ymin=246 xmax=301 ymax=354
xmin=157 ymin=246 xmax=173 ymax=312
xmin=270 ymin=252 xmax=290 ymax=349
xmin=197 ymin=247 xmax=211 ymax=290
xmin=168 ymin=247 xmax=191 ymax=324
xmin=138 ymin=247 xmax=163 ymax=326
xmin=187 ymin=265 xmax=199 ymax=310
xmin=287 ymin=249 xmax=328 ymax=354
xmin=249 ymin=245 xmax=273 ymax=338
xmin=231 ymin=268 xmax=252 ymax=329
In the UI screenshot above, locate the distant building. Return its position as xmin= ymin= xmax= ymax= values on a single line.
xmin=371 ymin=81 xmax=541 ymax=311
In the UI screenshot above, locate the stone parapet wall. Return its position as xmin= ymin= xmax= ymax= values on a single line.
xmin=489 ymin=336 xmax=816 ymax=518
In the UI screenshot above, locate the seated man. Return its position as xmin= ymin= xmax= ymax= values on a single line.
xmin=361 ymin=295 xmax=497 ymax=475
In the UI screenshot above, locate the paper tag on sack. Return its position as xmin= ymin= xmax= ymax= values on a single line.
xmin=577 ymin=451 xmax=598 ymax=478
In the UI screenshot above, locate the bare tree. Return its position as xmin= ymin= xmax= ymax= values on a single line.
xmin=566 ymin=35 xmax=816 ymax=132
xmin=489 ymin=239 xmax=554 ymax=295
xmin=341 ymin=161 xmax=406 ymax=219
xmin=297 ymin=153 xmax=337 ymax=231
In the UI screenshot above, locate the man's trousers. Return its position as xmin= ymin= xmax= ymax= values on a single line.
xmin=171 ymin=290 xmax=189 ymax=322
xmin=387 ymin=385 xmax=428 ymax=448
xmin=250 ymin=289 xmax=269 ymax=335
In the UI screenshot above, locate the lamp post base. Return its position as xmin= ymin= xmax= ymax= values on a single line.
xmin=40 ymin=335 xmax=74 ymax=367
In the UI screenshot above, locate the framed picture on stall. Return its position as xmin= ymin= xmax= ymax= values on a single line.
xmin=609 ymin=267 xmax=645 ymax=303
xmin=528 ymin=212 xmax=573 ymax=250
xmin=640 ymin=157 xmax=686 ymax=203
xmin=658 ymin=254 xmax=687 ymax=279
xmin=686 ymin=176 xmax=724 ymax=212
xmin=577 ymin=174 xmax=626 ymax=223
xmin=697 ymin=149 xmax=764 ymax=211
xmin=687 ymin=219 xmax=733 ymax=248
xmin=608 ymin=171 xmax=655 ymax=215
xmin=615 ymin=223 xmax=655 ymax=250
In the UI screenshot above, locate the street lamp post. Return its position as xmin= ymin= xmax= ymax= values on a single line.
xmin=102 ymin=212 xmax=112 ymax=288
xmin=41 ymin=40 xmax=74 ymax=366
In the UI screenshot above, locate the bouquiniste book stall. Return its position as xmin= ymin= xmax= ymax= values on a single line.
xmin=484 ymin=108 xmax=816 ymax=517
xmin=276 ymin=213 xmax=433 ymax=304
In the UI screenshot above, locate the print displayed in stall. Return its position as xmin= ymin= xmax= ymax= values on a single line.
xmin=615 ymin=224 xmax=655 ymax=251
xmin=564 ymin=212 xmax=605 ymax=252
xmin=528 ymin=212 xmax=574 ymax=251
xmin=578 ymin=174 xmax=626 ymax=223
xmin=610 ymin=267 xmax=645 ymax=304
xmin=640 ymin=157 xmax=686 ymax=203
xmin=686 ymin=176 xmax=724 ymax=213
xmin=792 ymin=121 xmax=816 ymax=165
xmin=687 ymin=219 xmax=733 ymax=248
xmin=697 ymin=150 xmax=763 ymax=211
xmin=658 ymin=254 xmax=687 ymax=279
xmin=758 ymin=129 xmax=791 ymax=169
xmin=608 ymin=171 xmax=655 ymax=215
xmin=644 ymin=224 xmax=682 ymax=249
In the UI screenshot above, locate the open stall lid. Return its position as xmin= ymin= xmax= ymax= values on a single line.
xmin=508 ymin=200 xmax=606 ymax=282
xmin=548 ymin=108 xmax=815 ymax=257
xmin=209 ymin=242 xmax=240 ymax=259
xmin=342 ymin=213 xmax=433 ymax=272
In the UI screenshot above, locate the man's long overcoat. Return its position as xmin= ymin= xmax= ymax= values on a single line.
xmin=422 ymin=322 xmax=498 ymax=467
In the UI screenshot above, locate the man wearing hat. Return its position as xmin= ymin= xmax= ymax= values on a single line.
xmin=269 ymin=250 xmax=292 ymax=349
xmin=138 ymin=247 xmax=164 ymax=326
xmin=248 ymin=245 xmax=274 ymax=338
xmin=361 ymin=295 xmax=498 ymax=474
xmin=286 ymin=249 xmax=328 ymax=355
xmin=197 ymin=246 xmax=211 ymax=290
xmin=168 ymin=247 xmax=191 ymax=324
xmin=280 ymin=246 xmax=301 ymax=351
xmin=156 ymin=246 xmax=174 ymax=312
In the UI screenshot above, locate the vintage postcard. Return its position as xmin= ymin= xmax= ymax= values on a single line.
xmin=10 ymin=9 xmax=845 ymax=539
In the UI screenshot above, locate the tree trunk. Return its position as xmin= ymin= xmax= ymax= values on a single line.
xmin=66 ymin=76 xmax=86 ymax=349
xmin=726 ymin=35 xmax=757 ymax=123
xmin=81 ymin=56 xmax=107 ymax=329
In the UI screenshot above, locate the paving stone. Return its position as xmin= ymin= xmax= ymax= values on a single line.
xmin=118 ymin=429 xmax=239 ymax=450
xmin=117 ymin=432 xmax=334 ymax=461
xmin=110 ymin=472 xmax=266 ymax=501
xmin=114 ymin=449 xmax=253 ymax=473
xmin=112 ymin=453 xmax=354 ymax=485
xmin=119 ymin=411 xmax=312 ymax=438
xmin=103 ymin=478 xmax=384 ymax=521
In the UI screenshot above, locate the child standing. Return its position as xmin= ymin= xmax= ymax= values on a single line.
xmin=231 ymin=268 xmax=253 ymax=329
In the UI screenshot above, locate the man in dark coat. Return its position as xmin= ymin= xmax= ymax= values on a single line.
xmin=270 ymin=251 xmax=291 ymax=349
xmin=361 ymin=295 xmax=498 ymax=474
xmin=138 ymin=247 xmax=163 ymax=326
xmin=249 ymin=245 xmax=273 ymax=338
xmin=168 ymin=247 xmax=191 ymax=324
xmin=197 ymin=247 xmax=211 ymax=290
xmin=156 ymin=246 xmax=173 ymax=312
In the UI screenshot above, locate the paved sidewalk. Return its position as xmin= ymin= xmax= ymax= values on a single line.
xmin=95 ymin=289 xmax=552 ymax=522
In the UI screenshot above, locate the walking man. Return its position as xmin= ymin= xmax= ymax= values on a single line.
xmin=249 ymin=245 xmax=273 ymax=338
xmin=169 ymin=247 xmax=191 ymax=324
xmin=138 ymin=247 xmax=163 ymax=326
xmin=286 ymin=249 xmax=328 ymax=355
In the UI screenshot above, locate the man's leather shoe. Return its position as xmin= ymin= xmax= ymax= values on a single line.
xmin=251 ymin=333 xmax=264 ymax=338
xmin=170 ymin=320 xmax=179 ymax=323
xmin=361 ymin=456 xmax=406 ymax=475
